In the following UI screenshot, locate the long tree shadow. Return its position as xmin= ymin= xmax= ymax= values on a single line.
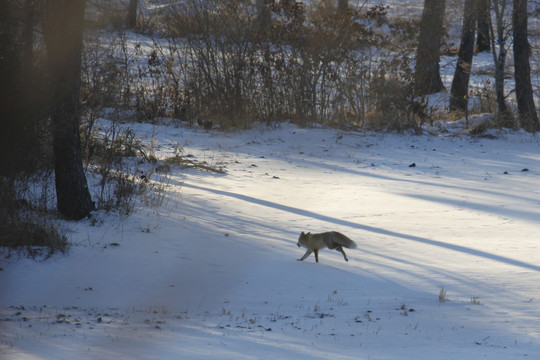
xmin=182 ymin=182 xmax=540 ymax=272
xmin=401 ymin=192 xmax=540 ymax=223
xmin=294 ymin=156 xmax=539 ymax=209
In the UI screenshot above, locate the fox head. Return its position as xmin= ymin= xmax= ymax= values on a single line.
xmin=297 ymin=231 xmax=311 ymax=247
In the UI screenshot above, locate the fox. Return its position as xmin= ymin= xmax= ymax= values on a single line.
xmin=296 ymin=231 xmax=357 ymax=263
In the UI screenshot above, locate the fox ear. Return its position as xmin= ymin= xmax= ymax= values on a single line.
xmin=301 ymin=231 xmax=305 ymax=235
xmin=306 ymin=232 xmax=311 ymax=235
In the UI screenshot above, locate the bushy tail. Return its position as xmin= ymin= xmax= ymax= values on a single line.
xmin=333 ymin=232 xmax=357 ymax=249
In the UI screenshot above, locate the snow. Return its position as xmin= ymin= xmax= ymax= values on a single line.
xmin=2 ymin=0 xmax=540 ymax=355
xmin=2 ymin=121 xmax=540 ymax=359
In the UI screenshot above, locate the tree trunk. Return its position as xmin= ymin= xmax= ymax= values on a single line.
xmin=338 ymin=0 xmax=348 ymax=13
xmin=489 ymin=0 xmax=511 ymax=124
xmin=1 ymin=0 xmax=44 ymax=175
xmin=494 ymin=43 xmax=508 ymax=116
xmin=512 ymin=0 xmax=539 ymax=131
xmin=414 ymin=0 xmax=446 ymax=95
xmin=476 ymin=0 xmax=490 ymax=52
xmin=44 ymin=0 xmax=94 ymax=220
xmin=449 ymin=0 xmax=477 ymax=112
xmin=255 ymin=0 xmax=272 ymax=37
xmin=127 ymin=0 xmax=138 ymax=29
xmin=22 ymin=0 xmax=35 ymax=79
xmin=0 ymin=0 xmax=18 ymax=175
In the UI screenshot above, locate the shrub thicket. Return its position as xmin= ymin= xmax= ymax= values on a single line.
xmin=108 ymin=0 xmax=428 ymax=131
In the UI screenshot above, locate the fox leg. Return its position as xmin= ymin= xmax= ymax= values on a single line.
xmin=314 ymin=249 xmax=319 ymax=263
xmin=336 ymin=246 xmax=348 ymax=262
xmin=297 ymin=249 xmax=313 ymax=261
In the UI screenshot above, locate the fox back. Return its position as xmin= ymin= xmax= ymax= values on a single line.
xmin=297 ymin=231 xmax=357 ymax=250
xmin=297 ymin=231 xmax=357 ymax=263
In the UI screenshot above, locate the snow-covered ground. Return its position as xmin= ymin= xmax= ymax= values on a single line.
xmin=2 ymin=120 xmax=540 ymax=359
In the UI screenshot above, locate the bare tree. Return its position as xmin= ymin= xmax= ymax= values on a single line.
xmin=255 ymin=0 xmax=272 ymax=35
xmin=338 ymin=0 xmax=348 ymax=13
xmin=414 ymin=0 xmax=446 ymax=95
xmin=44 ymin=0 xmax=93 ymax=219
xmin=127 ymin=0 xmax=138 ymax=28
xmin=0 ymin=0 xmax=20 ymax=175
xmin=0 ymin=0 xmax=47 ymax=176
xmin=512 ymin=0 xmax=539 ymax=131
xmin=476 ymin=0 xmax=491 ymax=52
xmin=449 ymin=0 xmax=477 ymax=113
xmin=488 ymin=0 xmax=512 ymax=124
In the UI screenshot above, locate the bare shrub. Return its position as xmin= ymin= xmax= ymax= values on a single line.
xmin=368 ymin=52 xmax=426 ymax=132
xmin=161 ymin=0 xmax=262 ymax=129
xmin=0 ymin=178 xmax=68 ymax=259
xmin=84 ymin=118 xmax=146 ymax=215
xmin=83 ymin=1 xmax=429 ymax=131
xmin=156 ymin=0 xmax=400 ymax=129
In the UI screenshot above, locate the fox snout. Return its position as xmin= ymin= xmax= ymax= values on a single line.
xmin=297 ymin=241 xmax=302 ymax=247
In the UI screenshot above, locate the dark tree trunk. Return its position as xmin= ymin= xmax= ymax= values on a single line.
xmin=255 ymin=0 xmax=272 ymax=37
xmin=512 ymin=0 xmax=539 ymax=131
xmin=0 ymin=0 xmax=18 ymax=175
xmin=127 ymin=0 xmax=138 ymax=29
xmin=488 ymin=0 xmax=510 ymax=122
xmin=476 ymin=0 xmax=490 ymax=52
xmin=338 ymin=0 xmax=348 ymax=13
xmin=1 ymin=0 xmax=44 ymax=175
xmin=44 ymin=0 xmax=93 ymax=220
xmin=494 ymin=42 xmax=508 ymax=116
xmin=449 ymin=0 xmax=477 ymax=112
xmin=22 ymin=0 xmax=35 ymax=78
xmin=414 ymin=0 xmax=446 ymax=95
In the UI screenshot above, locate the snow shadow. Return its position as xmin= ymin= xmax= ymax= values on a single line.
xmin=295 ymin=156 xmax=539 ymax=211
xmin=182 ymin=182 xmax=540 ymax=273
xmin=402 ymin=192 xmax=540 ymax=224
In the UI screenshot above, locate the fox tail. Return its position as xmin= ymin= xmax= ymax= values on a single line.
xmin=334 ymin=232 xmax=357 ymax=249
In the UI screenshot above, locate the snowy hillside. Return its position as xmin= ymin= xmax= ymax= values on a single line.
xmin=2 ymin=122 xmax=540 ymax=359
